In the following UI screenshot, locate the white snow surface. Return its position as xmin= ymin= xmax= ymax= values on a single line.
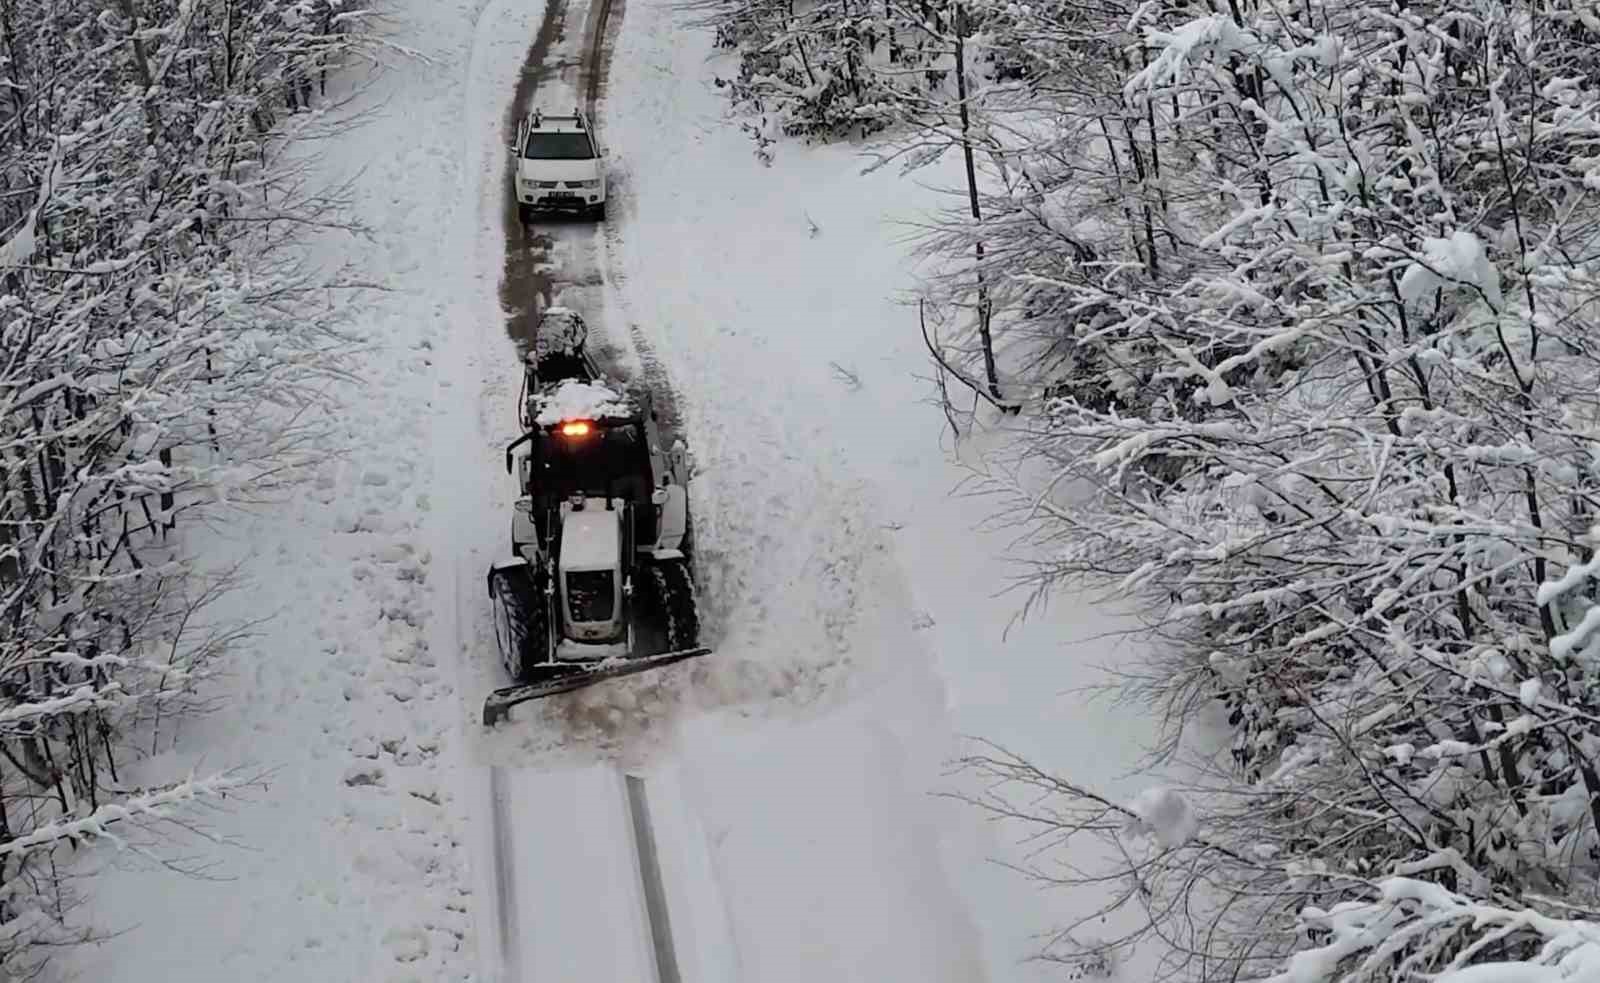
xmin=532 ymin=379 xmax=631 ymax=425
xmin=1124 ymin=786 xmax=1199 ymax=849
xmin=58 ymin=0 xmax=1161 ymax=979
xmin=1397 ymin=229 xmax=1504 ymax=307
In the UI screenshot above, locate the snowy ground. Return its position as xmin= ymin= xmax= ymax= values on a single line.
xmin=59 ymin=0 xmax=1163 ymax=978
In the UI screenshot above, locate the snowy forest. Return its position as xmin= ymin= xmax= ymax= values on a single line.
xmin=6 ymin=0 xmax=1600 ymax=978
xmin=0 ymin=0 xmax=365 ymax=971
xmin=698 ymin=0 xmax=1600 ymax=979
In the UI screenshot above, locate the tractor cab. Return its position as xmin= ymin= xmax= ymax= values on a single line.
xmin=529 ymin=418 xmax=652 ymax=507
xmin=484 ymin=378 xmax=708 ymax=724
xmin=507 ymin=379 xmax=668 ymax=552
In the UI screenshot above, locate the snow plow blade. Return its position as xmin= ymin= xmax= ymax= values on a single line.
xmin=481 ymin=646 xmax=711 ymax=726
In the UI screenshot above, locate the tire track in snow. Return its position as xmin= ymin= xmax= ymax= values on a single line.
xmin=586 ymin=0 xmax=691 ymax=439
xmin=489 ymin=765 xmax=521 ymax=976
xmin=624 ymin=764 xmax=744 ymax=983
xmin=478 ymin=0 xmax=722 ymax=754
xmin=625 ymin=774 xmax=683 ymax=983
xmin=499 ymin=0 xmax=580 ymax=356
xmin=468 ymin=0 xmax=691 ymax=977
xmin=433 ymin=0 xmax=562 ymax=976
xmin=582 ymin=0 xmax=624 ymax=119
xmin=407 ymin=0 xmax=541 ymax=976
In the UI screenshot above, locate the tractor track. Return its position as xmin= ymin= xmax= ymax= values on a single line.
xmin=489 ymin=765 xmax=522 ymax=975
xmin=497 ymin=0 xmax=626 ymax=361
xmin=498 ymin=0 xmax=571 ymax=352
xmin=584 ymin=0 xmax=685 ymax=441
xmin=483 ymin=0 xmax=697 ymax=977
xmin=626 ymin=774 xmax=684 ymax=983
xmin=504 ymin=0 xmax=691 ymax=513
xmin=582 ymin=0 xmax=623 ymax=118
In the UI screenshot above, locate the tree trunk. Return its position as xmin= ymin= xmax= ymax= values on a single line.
xmin=0 ymin=0 xmax=27 ymax=147
xmin=952 ymin=5 xmax=1010 ymax=412
xmin=108 ymin=0 xmax=161 ymax=144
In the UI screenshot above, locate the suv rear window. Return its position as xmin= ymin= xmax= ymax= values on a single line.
xmin=524 ymin=132 xmax=595 ymax=160
xmin=566 ymin=570 xmax=614 ymax=623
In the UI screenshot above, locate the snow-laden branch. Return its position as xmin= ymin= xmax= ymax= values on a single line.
xmin=0 ymin=772 xmax=257 ymax=859
xmin=1271 ymin=878 xmax=1600 ymax=983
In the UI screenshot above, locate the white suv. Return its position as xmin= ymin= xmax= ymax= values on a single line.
xmin=513 ymin=108 xmax=607 ymax=221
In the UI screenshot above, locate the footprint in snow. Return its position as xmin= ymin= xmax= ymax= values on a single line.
xmin=343 ymin=763 xmax=385 ymax=788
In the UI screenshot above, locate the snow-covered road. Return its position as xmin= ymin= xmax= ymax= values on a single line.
xmin=426 ymin=0 xmax=669 ymax=978
xmin=438 ymin=0 xmax=999 ymax=976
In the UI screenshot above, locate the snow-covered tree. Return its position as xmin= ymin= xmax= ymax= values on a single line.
xmin=0 ymin=0 xmax=376 ymax=970
xmin=867 ymin=0 xmax=1016 ymax=412
xmin=1268 ymin=876 xmax=1600 ymax=982
xmin=697 ymin=0 xmax=1111 ymax=404
xmin=960 ymin=746 xmax=1600 ymax=980
xmin=692 ymin=0 xmax=1003 ymax=147
xmin=945 ymin=0 xmax=1600 ymax=978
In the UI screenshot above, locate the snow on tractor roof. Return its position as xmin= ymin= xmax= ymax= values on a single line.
xmin=532 ymin=379 xmax=635 ymax=426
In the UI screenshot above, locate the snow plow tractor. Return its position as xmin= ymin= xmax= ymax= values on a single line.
xmin=482 ymin=374 xmax=708 ymax=725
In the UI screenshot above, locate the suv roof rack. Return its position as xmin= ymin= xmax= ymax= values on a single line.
xmin=528 ymin=107 xmax=586 ymax=129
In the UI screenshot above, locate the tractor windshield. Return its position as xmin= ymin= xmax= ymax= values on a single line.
xmin=533 ymin=422 xmax=647 ymax=500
